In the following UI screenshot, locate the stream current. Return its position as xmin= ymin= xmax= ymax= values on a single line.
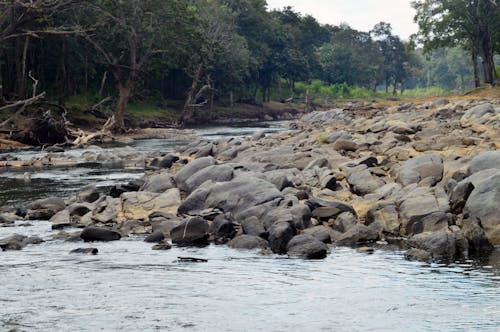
xmin=0 ymin=122 xmax=499 ymax=332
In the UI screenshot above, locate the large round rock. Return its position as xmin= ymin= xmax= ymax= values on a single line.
xmin=286 ymin=234 xmax=328 ymax=259
xmin=80 ymin=227 xmax=121 ymax=242
xmin=170 ymin=216 xmax=209 ymax=246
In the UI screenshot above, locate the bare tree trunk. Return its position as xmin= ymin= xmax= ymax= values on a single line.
xmin=19 ymin=36 xmax=30 ymax=98
xmin=472 ymin=46 xmax=480 ymax=88
xmin=181 ymin=66 xmax=201 ymax=124
xmin=114 ymin=80 xmax=132 ymax=132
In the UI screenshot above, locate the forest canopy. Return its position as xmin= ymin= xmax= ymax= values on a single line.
xmin=0 ymin=0 xmax=498 ymax=130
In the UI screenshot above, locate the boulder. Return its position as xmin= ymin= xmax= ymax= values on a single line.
xmin=407 ymin=228 xmax=466 ymax=261
xmin=121 ymin=189 xmax=181 ymax=220
xmin=109 ymin=179 xmax=144 ymax=198
xmin=27 ymin=197 xmax=66 ymax=220
xmin=76 ymin=184 xmax=101 ymax=203
xmin=286 ymin=234 xmax=328 ymax=259
xmin=184 ymin=164 xmax=234 ymax=194
xmin=70 ymin=248 xmax=98 ymax=255
xmin=467 ymin=151 xmax=500 ymax=175
xmin=399 ymin=186 xmax=450 ymax=236
xmin=158 ymin=154 xmax=179 ymax=168
xmin=178 ymin=175 xmax=283 ymax=216
xmin=241 ymin=216 xmax=267 ymax=238
xmin=228 ymin=235 xmax=268 ymax=250
xmin=333 ymin=139 xmax=358 ymax=152
xmin=302 ymin=225 xmax=332 ymax=243
xmin=449 ymin=181 xmax=475 ymax=214
xmin=365 ymin=202 xmax=400 ymax=235
xmin=209 ymin=215 xmax=236 ymax=241
xmin=404 ymin=248 xmax=432 ymax=261
xmin=80 ymin=227 xmax=121 ymax=242
xmin=396 ymin=154 xmax=443 ymax=187
xmin=333 ymin=223 xmax=379 ymax=245
xmin=140 ymin=173 xmax=176 ymax=193
xmin=170 ymin=216 xmax=209 ymax=246
xmin=462 ymin=220 xmax=494 ymax=254
xmin=268 ymin=221 xmax=296 ymax=254
xmin=461 ymin=103 xmax=498 ymax=126
xmin=463 ymin=172 xmax=500 ymax=245
xmin=306 ymin=198 xmax=356 ymax=221
xmin=347 ymin=169 xmax=386 ymax=196
xmin=174 ymin=156 xmax=216 ymax=192
xmin=144 ymin=231 xmax=166 ymax=243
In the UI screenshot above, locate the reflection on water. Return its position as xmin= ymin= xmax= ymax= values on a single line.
xmin=1 ymin=122 xmax=499 ymax=331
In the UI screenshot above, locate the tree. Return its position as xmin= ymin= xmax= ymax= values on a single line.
xmin=412 ymin=0 xmax=499 ymax=85
xmin=77 ymin=0 xmax=198 ymax=132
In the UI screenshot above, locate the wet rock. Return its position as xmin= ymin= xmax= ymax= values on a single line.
xmin=404 ymin=248 xmax=432 ymax=261
xmin=144 ymin=230 xmax=166 ymax=243
xmin=286 ymin=234 xmax=328 ymax=259
xmin=80 ymin=227 xmax=121 ymax=242
xmin=27 ymin=197 xmax=66 ymax=220
xmin=109 ymin=179 xmax=144 ymax=198
xmin=463 ymin=172 xmax=500 ymax=245
xmin=68 ymin=203 xmax=92 ymax=217
xmin=77 ymin=184 xmax=101 ymax=203
xmin=268 ymin=221 xmax=296 ymax=254
xmin=170 ymin=216 xmax=209 ymax=246
xmin=151 ymin=214 xmax=182 ymax=236
xmin=228 ymin=235 xmax=269 ymax=250
xmin=333 ymin=223 xmax=379 ymax=245
xmin=140 ymin=173 xmax=176 ymax=193
xmin=209 ymin=214 xmax=236 ymax=242
xmin=152 ymin=241 xmax=172 ymax=250
xmin=174 ymin=156 xmax=216 ymax=192
xmin=396 ymin=154 xmax=443 ymax=187
xmin=0 ymin=234 xmax=43 ymax=250
xmin=407 ymin=229 xmax=466 ymax=261
xmin=70 ymin=248 xmax=98 ymax=255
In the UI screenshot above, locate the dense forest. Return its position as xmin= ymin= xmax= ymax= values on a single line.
xmin=0 ymin=0 xmax=499 ymax=131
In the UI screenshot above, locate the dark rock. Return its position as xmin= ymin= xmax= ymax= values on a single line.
xmin=144 ymin=230 xmax=166 ymax=243
xmin=68 ymin=204 xmax=91 ymax=217
xmin=15 ymin=207 xmax=27 ymax=218
xmin=241 ymin=216 xmax=267 ymax=238
xmin=405 ymin=248 xmax=432 ymax=261
xmin=306 ymin=198 xmax=356 ymax=221
xmin=77 ymin=184 xmax=101 ymax=203
xmin=462 ymin=220 xmax=494 ymax=255
xmin=407 ymin=229 xmax=465 ymax=261
xmin=152 ymin=241 xmax=172 ymax=250
xmin=404 ymin=212 xmax=452 ymax=236
xmin=109 ymin=179 xmax=144 ymax=198
xmin=334 ymin=224 xmax=379 ymax=245
xmin=80 ymin=227 xmax=121 ymax=242
xmin=365 ymin=202 xmax=400 ymax=235
xmin=331 ymin=212 xmax=358 ymax=233
xmin=302 ymin=225 xmax=332 ymax=243
xmin=228 ymin=235 xmax=269 ymax=250
xmin=70 ymin=248 xmax=98 ymax=255
xmin=450 ymin=181 xmax=475 ymax=214
xmin=158 ymin=154 xmax=179 ymax=168
xmin=209 ymin=214 xmax=236 ymax=241
xmin=268 ymin=221 xmax=296 ymax=254
xmin=170 ymin=216 xmax=209 ymax=246
xmin=286 ymin=234 xmax=328 ymax=259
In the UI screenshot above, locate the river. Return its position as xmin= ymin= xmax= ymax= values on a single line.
xmin=1 ymin=122 xmax=499 ymax=332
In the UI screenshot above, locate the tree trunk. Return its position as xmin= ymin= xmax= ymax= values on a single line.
xmin=180 ymin=66 xmax=201 ymax=125
xmin=114 ymin=80 xmax=133 ymax=133
xmin=471 ymin=46 xmax=480 ymax=88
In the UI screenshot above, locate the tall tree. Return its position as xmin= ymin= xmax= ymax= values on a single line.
xmin=77 ymin=0 xmax=197 ymax=132
xmin=412 ymin=0 xmax=499 ymax=85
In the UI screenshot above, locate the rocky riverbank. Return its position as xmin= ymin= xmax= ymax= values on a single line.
xmin=1 ymin=96 xmax=499 ymax=262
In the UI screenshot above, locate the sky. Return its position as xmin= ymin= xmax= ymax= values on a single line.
xmin=266 ymin=0 xmax=418 ymax=40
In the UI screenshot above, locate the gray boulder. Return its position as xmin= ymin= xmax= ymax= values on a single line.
xmin=286 ymin=234 xmax=328 ymax=259
xmin=140 ymin=173 xmax=176 ymax=193
xmin=396 ymin=154 xmax=443 ymax=187
xmin=365 ymin=202 xmax=400 ymax=235
xmin=174 ymin=156 xmax=216 ymax=192
xmin=347 ymin=169 xmax=386 ymax=196
xmin=80 ymin=227 xmax=121 ymax=242
xmin=467 ymin=151 xmax=500 ymax=175
xmin=228 ymin=235 xmax=268 ymax=250
xmin=241 ymin=216 xmax=267 ymax=238
xmin=170 ymin=216 xmax=209 ymax=246
xmin=144 ymin=231 xmax=166 ymax=243
xmin=302 ymin=225 xmax=332 ymax=243
xmin=407 ymin=228 xmax=467 ymax=261
xmin=184 ymin=164 xmax=234 ymax=194
xmin=268 ymin=221 xmax=296 ymax=254
xmin=463 ymin=172 xmax=500 ymax=245
xmin=77 ymin=184 xmax=101 ymax=203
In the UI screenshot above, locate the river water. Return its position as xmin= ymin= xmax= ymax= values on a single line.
xmin=1 ymin=122 xmax=499 ymax=332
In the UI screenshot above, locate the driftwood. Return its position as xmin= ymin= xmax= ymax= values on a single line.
xmin=0 ymin=92 xmax=46 ymax=112
xmin=177 ymin=256 xmax=208 ymax=263
xmin=68 ymin=115 xmax=115 ymax=147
